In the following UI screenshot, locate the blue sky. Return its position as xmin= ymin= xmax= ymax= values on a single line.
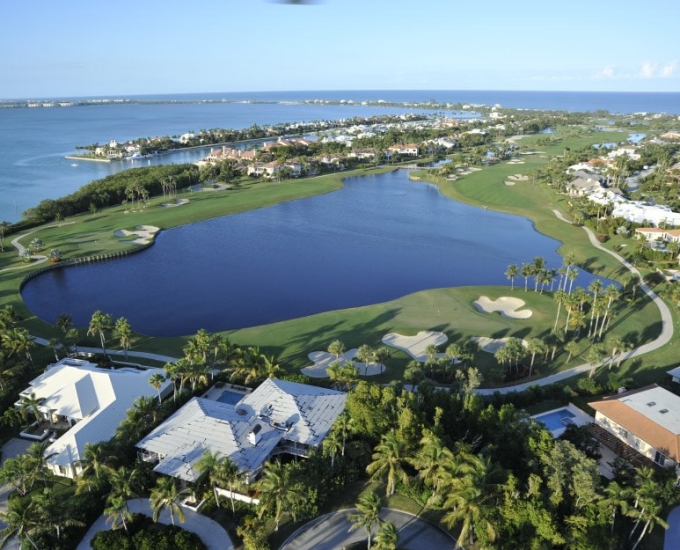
xmin=2 ymin=0 xmax=678 ymax=98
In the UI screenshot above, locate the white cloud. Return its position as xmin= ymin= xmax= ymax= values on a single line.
xmin=639 ymin=61 xmax=658 ymax=78
xmin=595 ymin=64 xmax=616 ymax=79
xmin=660 ymin=60 xmax=678 ymax=77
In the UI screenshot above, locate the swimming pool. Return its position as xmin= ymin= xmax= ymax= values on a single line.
xmin=216 ymin=390 xmax=244 ymax=406
xmin=533 ymin=408 xmax=576 ymax=432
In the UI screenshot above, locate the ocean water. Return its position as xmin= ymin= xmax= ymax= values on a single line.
xmin=2 ymin=90 xmax=678 ymax=223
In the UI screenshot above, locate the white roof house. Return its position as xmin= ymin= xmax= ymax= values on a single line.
xmin=18 ymin=357 xmax=171 ymax=479
xmin=136 ymin=378 xmax=346 ymax=483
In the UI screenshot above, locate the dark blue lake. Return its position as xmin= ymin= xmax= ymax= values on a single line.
xmin=21 ymin=170 xmax=608 ymax=337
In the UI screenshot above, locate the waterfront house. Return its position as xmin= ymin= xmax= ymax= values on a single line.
xmin=17 ymin=357 xmax=171 ymax=479
xmin=634 ymin=227 xmax=680 ymax=243
xmin=247 ymin=161 xmax=280 ymax=177
xmin=136 ymin=378 xmax=346 ymax=484
xmin=387 ymin=144 xmax=420 ymax=157
xmin=589 ymin=385 xmax=680 ymax=471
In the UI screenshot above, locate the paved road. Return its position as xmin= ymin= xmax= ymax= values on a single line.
xmin=664 ymin=505 xmax=680 ymax=550
xmin=77 ymin=498 xmax=234 ymax=550
xmin=279 ymin=508 xmax=457 ymax=550
xmin=475 ymin=210 xmax=674 ymax=395
xmin=32 ymin=337 xmax=179 ymax=364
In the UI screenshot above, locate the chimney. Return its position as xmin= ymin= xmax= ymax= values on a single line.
xmin=249 ymin=424 xmax=262 ymax=446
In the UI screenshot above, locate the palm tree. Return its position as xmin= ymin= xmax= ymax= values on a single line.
xmin=357 ymin=344 xmax=374 ymax=376
xmin=565 ymin=340 xmax=580 ymax=363
xmin=366 ymin=431 xmax=409 ymax=497
xmin=54 ymin=313 xmax=73 ymax=334
xmin=75 ymin=442 xmax=113 ymax=493
xmin=195 ymin=450 xmax=223 ymax=507
xmin=150 ymin=477 xmax=186 ymax=526
xmin=257 ymin=460 xmax=304 ymax=531
xmin=87 ymin=310 xmax=112 ymax=354
xmin=527 ymin=338 xmax=546 ymax=377
xmin=1 ymin=328 xmax=36 ymax=366
xmin=107 ymin=466 xmax=141 ymax=512
xmin=348 ymin=492 xmax=383 ymax=549
xmin=629 ymin=499 xmax=668 ymax=550
xmin=587 ymin=343 xmax=607 ymax=378
xmin=520 ymin=263 xmax=532 ymax=292
xmin=0 ymin=497 xmax=41 ymax=549
xmin=32 ymin=487 xmax=84 ymax=540
xmin=553 ymin=289 xmax=567 ymax=330
xmin=214 ymin=457 xmax=241 ymax=515
xmin=587 ymin=279 xmax=604 ymax=338
xmin=441 ymin=454 xmax=504 ymax=548
xmin=598 ymin=285 xmax=621 ymax=339
xmin=408 ymin=431 xmax=454 ymax=494
xmin=373 ymin=346 xmax=391 ymax=375
xmin=373 ymin=521 xmax=399 ymax=550
xmin=327 ymin=339 xmax=345 ymax=360
xmin=114 ymin=317 xmax=133 ymax=360
xmin=65 ymin=328 xmax=80 ymax=354
xmin=601 ymin=481 xmax=632 ymax=534
xmin=104 ymin=494 xmax=132 ymax=533
xmin=19 ymin=392 xmax=43 ymax=424
xmin=505 ymin=263 xmax=518 ymax=290
xmin=148 ymin=372 xmax=166 ymax=405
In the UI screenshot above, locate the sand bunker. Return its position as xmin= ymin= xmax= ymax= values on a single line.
xmin=508 ymin=174 xmax=529 ymax=181
xmin=473 ymin=296 xmax=533 ymax=319
xmin=504 ymin=181 xmax=516 ymax=186
xmin=113 ymin=225 xmax=160 ymax=245
xmin=161 ymin=198 xmax=189 ymax=208
xmin=471 ymin=336 xmax=529 ymax=354
xmin=301 ymin=349 xmax=385 ymax=378
xmin=382 ymin=331 xmax=449 ymax=362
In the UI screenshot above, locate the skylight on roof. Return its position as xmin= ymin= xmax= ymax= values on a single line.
xmin=647 ymin=402 xmax=656 ymax=406
xmin=660 ymin=409 xmax=669 ymax=414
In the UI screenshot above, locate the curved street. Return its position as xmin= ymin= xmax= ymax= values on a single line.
xmin=279 ymin=508 xmax=457 ymax=550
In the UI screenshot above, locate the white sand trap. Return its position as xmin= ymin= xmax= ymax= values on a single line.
xmin=161 ymin=198 xmax=189 ymax=208
xmin=471 ymin=336 xmax=529 ymax=354
xmin=504 ymin=181 xmax=516 ymax=186
xmin=473 ymin=296 xmax=533 ymax=319
xmin=113 ymin=225 xmax=160 ymax=245
xmin=508 ymin=174 xmax=529 ymax=181
xmin=301 ymin=349 xmax=386 ymax=378
xmin=382 ymin=331 xmax=448 ymax=362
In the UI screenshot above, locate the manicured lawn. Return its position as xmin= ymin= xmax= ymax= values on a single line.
xmin=1 ymin=127 xmax=677 ymax=391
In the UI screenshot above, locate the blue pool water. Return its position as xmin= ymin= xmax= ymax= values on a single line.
xmin=534 ymin=408 xmax=576 ymax=431
xmin=216 ymin=390 xmax=244 ymax=406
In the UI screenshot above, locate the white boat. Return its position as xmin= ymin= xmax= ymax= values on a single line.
xmin=71 ymin=163 xmax=78 ymax=167
xmin=126 ymin=152 xmax=144 ymax=161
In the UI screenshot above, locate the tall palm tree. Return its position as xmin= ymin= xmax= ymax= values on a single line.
xmin=366 ymin=431 xmax=409 ymax=497
xmin=150 ymin=477 xmax=186 ymax=526
xmin=373 ymin=520 xmax=399 ymax=550
xmin=520 ymin=263 xmax=532 ymax=292
xmin=442 ymin=454 xmax=505 ymax=548
xmin=527 ymin=338 xmax=546 ymax=377
xmin=195 ymin=450 xmax=223 ymax=507
xmin=256 ymin=460 xmax=304 ymax=531
xmin=0 ymin=497 xmax=41 ymax=549
xmin=87 ymin=310 xmax=112 ymax=354
xmin=505 ymin=264 xmax=518 ymax=291
xmin=587 ymin=279 xmax=604 ymax=338
xmin=357 ymin=344 xmax=374 ymax=376
xmin=55 ymin=313 xmax=73 ymax=334
xmin=1 ymin=328 xmax=36 ymax=366
xmin=18 ymin=393 xmax=43 ymax=424
xmin=373 ymin=346 xmax=391 ymax=375
xmin=601 ymin=481 xmax=632 ymax=534
xmin=148 ymin=372 xmax=166 ymax=405
xmin=598 ymin=285 xmax=620 ymax=339
xmin=553 ymin=289 xmax=567 ymax=330
xmin=565 ymin=340 xmax=580 ymax=363
xmin=75 ymin=442 xmax=113 ymax=493
xmin=104 ymin=494 xmax=132 ymax=533
xmin=348 ymin=492 xmax=383 ymax=549
xmin=214 ymin=457 xmax=241 ymax=515
xmin=32 ymin=488 xmax=84 ymax=540
xmin=408 ymin=431 xmax=454 ymax=494
xmin=107 ymin=466 xmax=141 ymax=512
xmin=114 ymin=317 xmax=133 ymax=359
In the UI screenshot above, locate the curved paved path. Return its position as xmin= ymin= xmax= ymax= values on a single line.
xmin=77 ymin=498 xmax=234 ymax=550
xmin=279 ymin=508 xmax=457 ymax=550
xmin=32 ymin=337 xmax=179 ymax=364
xmin=476 ymin=210 xmax=673 ymax=395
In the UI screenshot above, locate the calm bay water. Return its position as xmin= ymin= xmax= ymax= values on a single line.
xmin=21 ymin=170 xmax=611 ymax=337
xmin=2 ymin=90 xmax=679 ymax=223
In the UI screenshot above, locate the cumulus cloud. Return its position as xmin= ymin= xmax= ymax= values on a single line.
xmin=595 ymin=64 xmax=616 ymax=79
xmin=639 ymin=61 xmax=657 ymax=78
xmin=660 ymin=60 xmax=678 ymax=77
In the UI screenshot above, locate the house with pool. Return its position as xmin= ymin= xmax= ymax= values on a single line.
xmin=136 ymin=378 xmax=347 ymax=484
xmin=16 ymin=357 xmax=172 ymax=479
xmin=589 ymin=385 xmax=680 ymax=471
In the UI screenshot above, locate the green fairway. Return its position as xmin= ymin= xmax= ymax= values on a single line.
xmin=1 ymin=127 xmax=676 ymax=390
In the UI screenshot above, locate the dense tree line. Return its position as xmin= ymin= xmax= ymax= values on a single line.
xmin=20 ymin=164 xmax=199 ymax=224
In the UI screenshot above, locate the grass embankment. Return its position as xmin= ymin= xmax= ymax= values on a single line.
xmin=1 ymin=128 xmax=675 ymax=390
